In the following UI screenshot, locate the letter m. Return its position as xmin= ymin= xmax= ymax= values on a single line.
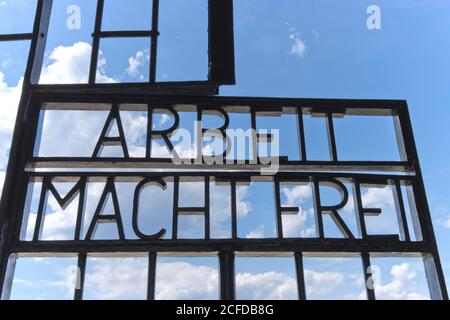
xmin=33 ymin=177 xmax=86 ymax=241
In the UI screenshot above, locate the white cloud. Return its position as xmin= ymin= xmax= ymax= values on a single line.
xmin=281 ymin=186 xmax=316 ymax=237
xmin=1 ymin=53 xmax=12 ymax=68
xmin=24 ymin=197 xmax=77 ymax=241
xmin=159 ymin=114 xmax=171 ymax=126
xmin=12 ymin=278 xmax=35 ymax=288
xmin=237 ymin=185 xmax=251 ymax=217
xmin=246 ymin=225 xmax=265 ymax=238
xmin=36 ymin=196 xmax=78 ymax=241
xmin=436 ymin=216 xmax=450 ymax=229
xmin=12 ymin=262 xmax=77 ymax=299
xmin=84 ymin=258 xmax=148 ymax=300
xmin=1 ymin=42 xmax=117 ymax=171
xmin=126 ymin=49 xmax=149 ymax=78
xmin=40 ymin=42 xmax=115 ymax=84
xmin=289 ymin=35 xmax=306 ymax=58
xmin=24 ymin=182 xmax=106 ymax=241
xmin=371 ymin=263 xmax=429 ymax=300
xmin=83 ymin=258 xmax=219 ymax=300
xmin=156 ymin=262 xmax=218 ymax=300
xmin=360 ymin=186 xmax=400 ymax=235
xmin=304 ymin=269 xmax=344 ymax=296
xmin=12 ymin=256 xmax=430 ymax=300
xmin=282 ymin=207 xmax=316 ymax=238
xmin=236 ymin=271 xmax=297 ymax=300
xmin=83 ymin=259 xmax=298 ymax=300
xmin=362 ymin=186 xmax=394 ymax=208
xmin=282 ymin=185 xmax=310 ymax=207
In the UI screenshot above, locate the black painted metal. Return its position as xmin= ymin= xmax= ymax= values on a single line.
xmin=74 ymin=253 xmax=87 ymax=300
xmin=208 ymin=0 xmax=235 ymax=84
xmin=219 ymin=251 xmax=235 ymax=300
xmin=0 ymin=0 xmax=447 ymax=302
xmin=85 ymin=0 xmax=234 ymax=91
xmin=147 ymin=252 xmax=157 ymax=300
xmin=361 ymin=253 xmax=376 ymax=300
xmin=0 ymin=0 xmax=53 ymax=299
xmin=294 ymin=252 xmax=306 ymax=300
xmin=0 ymin=33 xmax=33 ymax=41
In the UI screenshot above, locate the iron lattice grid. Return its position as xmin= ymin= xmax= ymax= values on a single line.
xmin=0 ymin=0 xmax=447 ymax=300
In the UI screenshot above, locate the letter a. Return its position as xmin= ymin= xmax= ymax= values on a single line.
xmin=367 ymin=5 xmax=381 ymax=30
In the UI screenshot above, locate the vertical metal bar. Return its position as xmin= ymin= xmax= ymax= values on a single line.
xmin=294 ymin=252 xmax=307 ymax=300
xmin=397 ymin=102 xmax=448 ymax=300
xmin=326 ymin=113 xmax=338 ymax=162
xmin=231 ymin=180 xmax=237 ymax=239
xmin=74 ymin=253 xmax=87 ymax=300
xmin=392 ymin=180 xmax=411 ymax=242
xmin=297 ymin=108 xmax=307 ymax=161
xmin=172 ymin=176 xmax=179 ymax=240
xmin=16 ymin=178 xmax=34 ymax=242
xmin=393 ymin=114 xmax=408 ymax=162
xmin=147 ymin=252 xmax=157 ymax=300
xmin=423 ymin=253 xmax=445 ymax=300
xmin=251 ymin=109 xmax=258 ymax=163
xmin=74 ymin=177 xmax=87 ymax=241
xmin=32 ymin=108 xmax=45 ymax=161
xmin=29 ymin=1 xmax=53 ymax=84
xmin=33 ymin=177 xmax=48 ymax=241
xmin=89 ymin=0 xmax=104 ymax=84
xmin=274 ymin=178 xmax=283 ymax=239
xmin=0 ymin=254 xmax=16 ymax=300
xmin=146 ymin=106 xmax=153 ymax=158
xmin=208 ymin=0 xmax=235 ymax=85
xmin=114 ymin=105 xmax=130 ymax=158
xmin=149 ymin=0 xmax=159 ymax=83
xmin=405 ymin=184 xmax=423 ymax=241
xmin=205 ymin=176 xmax=210 ymax=240
xmin=361 ymin=253 xmax=376 ymax=300
xmin=312 ymin=178 xmax=325 ymax=239
xmin=353 ymin=180 xmax=368 ymax=239
xmin=219 ymin=251 xmax=235 ymax=300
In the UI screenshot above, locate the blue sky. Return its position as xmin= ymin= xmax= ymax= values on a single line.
xmin=1 ymin=0 xmax=450 ymax=300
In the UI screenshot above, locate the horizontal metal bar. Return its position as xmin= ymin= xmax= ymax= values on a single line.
xmin=31 ymin=82 xmax=218 ymax=96
xmin=11 ymin=239 xmax=432 ymax=255
xmin=24 ymin=171 xmax=416 ymax=182
xmin=96 ymin=30 xmax=158 ymax=38
xmin=178 ymin=207 xmax=206 ymax=216
xmin=0 ymin=33 xmax=33 ymax=41
xmin=39 ymin=104 xmax=397 ymax=117
xmin=27 ymin=158 xmax=413 ymax=172
xmin=281 ymin=207 xmax=300 ymax=215
xmin=31 ymin=91 xmax=406 ymax=111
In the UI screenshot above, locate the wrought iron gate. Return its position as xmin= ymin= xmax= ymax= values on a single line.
xmin=0 ymin=0 xmax=447 ymax=300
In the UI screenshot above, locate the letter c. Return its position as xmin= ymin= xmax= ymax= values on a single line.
xmin=132 ymin=178 xmax=167 ymax=239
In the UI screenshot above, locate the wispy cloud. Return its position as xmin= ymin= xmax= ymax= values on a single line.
xmin=245 ymin=225 xmax=265 ymax=238
xmin=436 ymin=216 xmax=450 ymax=229
xmin=290 ymin=35 xmax=306 ymax=58
xmin=126 ymin=49 xmax=150 ymax=80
